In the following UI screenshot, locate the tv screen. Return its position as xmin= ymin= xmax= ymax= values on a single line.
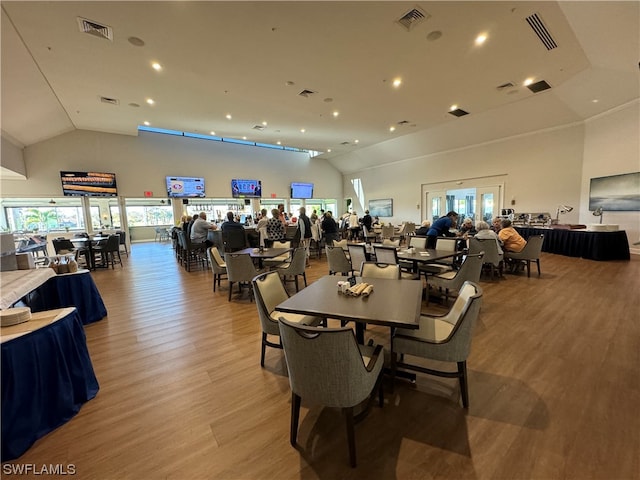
xmin=290 ymin=182 xmax=314 ymax=199
xmin=60 ymin=171 xmax=118 ymax=197
xmin=166 ymin=176 xmax=206 ymax=198
xmin=231 ymin=179 xmax=262 ymax=198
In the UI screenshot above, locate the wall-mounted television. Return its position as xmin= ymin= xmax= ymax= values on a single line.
xmin=231 ymin=179 xmax=262 ymax=198
xmin=60 ymin=171 xmax=118 ymax=197
xmin=166 ymin=176 xmax=206 ymax=198
xmin=290 ymin=182 xmax=314 ymax=199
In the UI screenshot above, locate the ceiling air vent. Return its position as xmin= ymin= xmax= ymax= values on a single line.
xmin=448 ymin=108 xmax=469 ymax=118
xmin=78 ymin=17 xmax=113 ymax=41
xmin=340 ymin=141 xmax=351 ymax=146
xmin=496 ymin=82 xmax=515 ymax=91
xmin=100 ymin=96 xmax=119 ymax=105
xmin=397 ymin=120 xmax=411 ymax=125
xmin=252 ymin=125 xmax=265 ymax=131
xmin=298 ymin=89 xmax=317 ymax=98
xmin=526 ymin=80 xmax=552 ymax=93
xmin=396 ymin=6 xmax=430 ymax=31
xmin=525 ymin=13 xmax=557 ymax=50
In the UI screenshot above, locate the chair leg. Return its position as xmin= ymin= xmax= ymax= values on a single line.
xmin=526 ymin=260 xmax=531 ymax=277
xmin=458 ymin=361 xmax=469 ymax=409
xmin=228 ymin=282 xmax=233 ymax=301
xmin=290 ymin=393 xmax=301 ymax=446
xmin=536 ymin=259 xmax=541 ymax=276
xmin=213 ymin=274 xmax=217 ymax=292
xmin=294 ymin=276 xmax=299 ymax=292
xmin=302 ymin=272 xmax=307 ymax=287
xmin=260 ymin=332 xmax=267 ymax=367
xmin=343 ymin=407 xmax=357 ymax=468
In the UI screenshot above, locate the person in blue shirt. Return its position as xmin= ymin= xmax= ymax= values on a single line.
xmin=426 ymin=211 xmax=459 ymax=248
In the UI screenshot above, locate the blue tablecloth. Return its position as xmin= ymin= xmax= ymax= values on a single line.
xmin=1 ymin=308 xmax=99 ymax=461
xmin=25 ymin=271 xmax=107 ymax=324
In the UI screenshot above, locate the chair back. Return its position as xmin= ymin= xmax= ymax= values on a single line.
xmin=408 ymin=236 xmax=427 ymax=249
xmin=332 ymin=238 xmax=348 ymax=251
xmin=435 ymin=237 xmax=458 ymax=252
xmin=278 ymin=318 xmax=382 ymax=408
xmin=225 ymin=253 xmax=259 ymax=282
xmin=223 ymin=228 xmax=247 ymax=252
xmin=519 ymin=234 xmax=544 ymax=259
xmin=404 ymin=222 xmax=416 ymax=236
xmin=116 ymin=230 xmax=127 ymax=245
xmin=325 ymin=245 xmax=351 ymax=275
xmin=471 ymin=238 xmax=502 ymax=266
xmin=381 ymin=238 xmax=400 ymax=247
xmin=253 ymin=271 xmax=289 ymax=335
xmin=360 ymin=262 xmax=400 ymax=279
xmin=106 ymin=234 xmax=120 ymax=252
xmin=347 ymin=244 xmax=367 ymax=274
xmin=271 ymin=239 xmax=291 ymax=250
xmin=450 ymin=252 xmax=484 ymax=286
xmin=207 ymin=246 xmax=226 ymax=273
xmin=279 ymin=247 xmax=306 ymax=275
xmin=381 ymin=225 xmax=395 ymax=239
xmin=52 ymin=238 xmax=75 ymax=254
xmin=373 ymin=245 xmax=398 ymax=265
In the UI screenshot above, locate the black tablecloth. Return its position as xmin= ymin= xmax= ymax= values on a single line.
xmin=515 ymin=227 xmax=630 ymax=261
xmin=25 ymin=271 xmax=107 ymax=324
xmin=1 ymin=308 xmax=99 ymax=461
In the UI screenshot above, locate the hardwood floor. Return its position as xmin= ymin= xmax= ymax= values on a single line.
xmin=7 ymin=242 xmax=639 ymax=479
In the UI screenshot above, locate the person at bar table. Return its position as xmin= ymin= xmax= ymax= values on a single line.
xmin=191 ymin=212 xmax=218 ymax=247
xmin=426 ymin=211 xmax=458 ymax=249
xmin=221 ymin=211 xmax=244 ymax=234
xmin=498 ymin=219 xmax=526 ymax=253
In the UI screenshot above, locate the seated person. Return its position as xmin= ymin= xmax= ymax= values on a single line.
xmin=491 ymin=217 xmax=503 ymax=233
xmin=190 ymin=212 xmax=217 ymax=247
xmin=221 ymin=211 xmax=245 ymax=233
xmin=415 ymin=220 xmax=431 ymax=236
xmin=458 ymin=218 xmax=477 ymax=236
xmin=475 ymin=221 xmax=503 ymax=254
xmin=498 ymin=219 xmax=526 ymax=253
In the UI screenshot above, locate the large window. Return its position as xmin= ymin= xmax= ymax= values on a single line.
xmin=4 ymin=205 xmax=86 ymax=232
xmin=125 ymin=205 xmax=173 ymax=226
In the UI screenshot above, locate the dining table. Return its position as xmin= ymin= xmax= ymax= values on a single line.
xmin=275 ymin=275 xmax=422 ymax=345
xmin=70 ymin=236 xmax=109 ymax=270
xmin=234 ymin=247 xmax=292 ymax=268
xmin=396 ymin=247 xmax=461 ymax=273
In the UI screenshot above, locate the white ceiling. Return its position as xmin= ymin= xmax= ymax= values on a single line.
xmin=1 ymin=1 xmax=638 ymax=174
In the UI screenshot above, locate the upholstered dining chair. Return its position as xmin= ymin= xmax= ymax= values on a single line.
xmin=225 ymin=253 xmax=265 ymax=301
xmin=252 ymin=271 xmax=322 ymax=367
xmin=504 ymin=234 xmax=544 ymax=277
xmin=326 ymin=245 xmax=352 ymax=276
xmin=361 ymin=225 xmax=379 ymax=244
xmin=418 ymin=236 xmax=458 ymax=279
xmin=360 ymin=261 xmax=401 ymax=279
xmin=275 ymin=247 xmax=307 ymax=292
xmin=347 ymin=244 xmax=367 ymax=276
xmin=207 ymin=246 xmax=227 ymax=292
xmin=408 ymin=236 xmax=427 ymax=249
xmin=278 ymin=317 xmax=385 ymax=467
xmin=373 ymin=245 xmax=416 ymax=279
xmin=392 ymin=281 xmax=483 ymax=408
xmin=381 ymin=238 xmax=400 ymax=247
xmin=263 ymin=239 xmax=292 ymax=268
xmin=428 ymin=252 xmax=484 ymax=305
xmin=93 ymin=234 xmax=122 ymax=269
xmin=469 ymin=237 xmax=503 ymax=280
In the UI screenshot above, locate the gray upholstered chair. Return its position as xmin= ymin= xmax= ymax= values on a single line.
xmin=348 ymin=244 xmax=367 ymax=276
xmin=418 ymin=236 xmax=458 ymax=278
xmin=361 ymin=225 xmax=379 ymax=243
xmin=326 ymin=245 xmax=352 ymax=275
xmin=278 ymin=317 xmax=385 ymax=467
xmin=381 ymin=238 xmax=400 ymax=247
xmin=275 ymin=247 xmax=307 ymax=292
xmin=393 ymin=281 xmax=483 ymax=408
xmin=373 ymin=245 xmax=416 ymax=279
xmin=469 ymin=237 xmax=503 ymax=280
xmin=252 ymin=271 xmax=321 ymax=367
xmin=428 ymin=252 xmax=484 ymax=304
xmin=408 ymin=236 xmax=427 ymax=249
xmin=207 ymin=246 xmax=227 ymax=292
xmin=263 ymin=240 xmax=291 ymax=268
xmin=225 ymin=253 xmax=265 ymax=301
xmin=332 ymin=238 xmax=348 ymax=252
xmin=504 ymin=234 xmax=544 ymax=277
xmin=360 ymin=261 xmax=401 ymax=279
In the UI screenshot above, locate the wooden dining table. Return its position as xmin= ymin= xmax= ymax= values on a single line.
xmin=234 ymin=247 xmax=292 ymax=268
xmin=70 ymin=236 xmax=109 ymax=270
xmin=396 ymin=247 xmax=460 ymax=273
xmin=275 ymin=275 xmax=422 ymax=344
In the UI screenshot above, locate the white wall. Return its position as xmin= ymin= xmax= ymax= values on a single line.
xmin=0 ymin=135 xmax=26 ymax=177
xmin=580 ymin=101 xmax=640 ymax=252
xmin=0 ymin=129 xmax=343 ymax=200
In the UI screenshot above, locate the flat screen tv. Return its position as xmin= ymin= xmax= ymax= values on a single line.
xmin=60 ymin=171 xmax=118 ymax=197
xmin=231 ymin=179 xmax=262 ymax=198
xmin=166 ymin=176 xmax=206 ymax=198
xmin=290 ymin=182 xmax=314 ymax=199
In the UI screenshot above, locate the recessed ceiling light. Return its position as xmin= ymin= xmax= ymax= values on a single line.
xmin=210 ymin=131 xmax=216 ymax=135
xmin=300 ymin=128 xmax=306 ymax=133
xmin=392 ymin=78 xmax=402 ymax=88
xmin=450 ymin=104 xmax=458 ymax=111
xmin=389 ymin=126 xmax=396 ymax=132
xmin=354 ymin=139 xmax=359 ymax=144
xmin=475 ymin=33 xmax=487 ymax=45
xmin=592 ymin=99 xmax=599 ymax=103
xmin=226 ymin=114 xmax=232 ymax=120
xmin=143 ymin=121 xmax=150 ymax=126
xmin=151 ymin=62 xmax=162 ymax=71
xmin=146 ymin=98 xmax=155 ymax=105
xmin=277 ymin=141 xmax=281 ymax=145
xmin=327 ymin=148 xmax=332 ymax=153
xmin=332 ymin=111 xmax=339 ymax=117
xmin=523 ymin=78 xmax=534 ymax=86
xmin=262 ymin=121 xmax=267 ymax=126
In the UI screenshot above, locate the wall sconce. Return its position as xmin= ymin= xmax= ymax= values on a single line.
xmin=592 ymin=207 xmax=604 ymax=224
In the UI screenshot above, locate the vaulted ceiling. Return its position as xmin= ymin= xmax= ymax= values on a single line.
xmin=2 ymin=1 xmax=638 ymax=174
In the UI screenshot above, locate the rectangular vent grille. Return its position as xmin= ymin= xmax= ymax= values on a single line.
xmin=100 ymin=96 xmax=119 ymax=105
xmin=252 ymin=125 xmax=265 ymax=131
xmin=449 ymin=108 xmax=469 ymax=118
xmin=496 ymin=82 xmax=515 ymax=91
xmin=298 ymin=89 xmax=317 ymax=98
xmin=526 ymin=80 xmax=552 ymax=93
xmin=525 ymin=13 xmax=557 ymax=50
xmin=77 ymin=17 xmax=113 ymax=41
xmin=397 ymin=6 xmax=429 ymax=31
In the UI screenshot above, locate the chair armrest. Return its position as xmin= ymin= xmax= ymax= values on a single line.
xmin=365 ymin=344 xmax=383 ymax=372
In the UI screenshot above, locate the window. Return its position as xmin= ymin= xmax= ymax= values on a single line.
xmin=4 ymin=206 xmax=86 ymax=232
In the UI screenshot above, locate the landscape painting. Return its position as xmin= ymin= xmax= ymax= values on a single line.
xmin=589 ymin=172 xmax=640 ymax=211
xmin=368 ymin=198 xmax=393 ymax=217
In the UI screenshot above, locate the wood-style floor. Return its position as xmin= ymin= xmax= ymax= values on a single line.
xmin=6 ymin=242 xmax=639 ymax=479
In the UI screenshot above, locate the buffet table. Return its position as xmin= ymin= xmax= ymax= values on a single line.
xmin=0 ymin=268 xmax=56 ymax=310
xmin=23 ymin=270 xmax=107 ymax=324
xmin=1 ymin=307 xmax=99 ymax=461
xmin=515 ymin=227 xmax=630 ymax=261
